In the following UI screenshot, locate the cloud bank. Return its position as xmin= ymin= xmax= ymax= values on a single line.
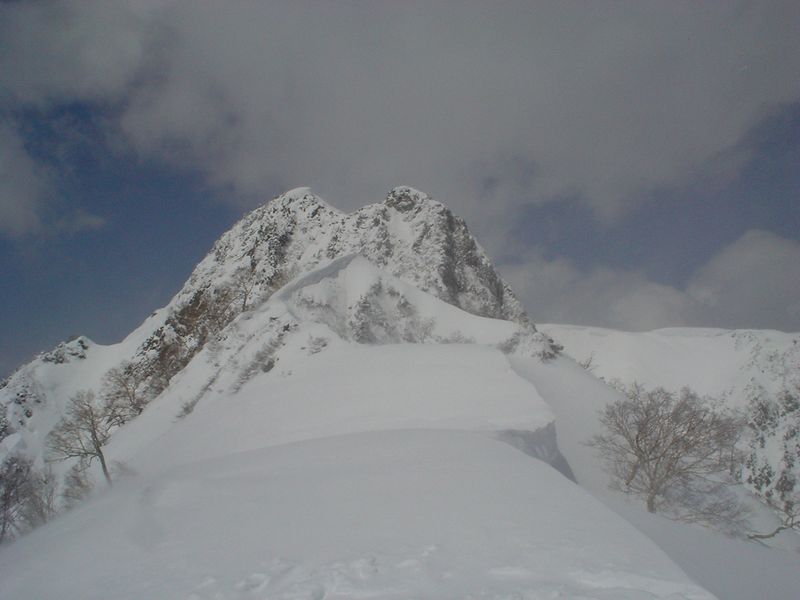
xmin=503 ymin=229 xmax=800 ymax=332
xmin=1 ymin=1 xmax=798 ymax=331
xmin=3 ymin=2 xmax=799 ymax=217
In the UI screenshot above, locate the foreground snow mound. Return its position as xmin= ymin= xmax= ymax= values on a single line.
xmin=0 ymin=430 xmax=716 ymax=600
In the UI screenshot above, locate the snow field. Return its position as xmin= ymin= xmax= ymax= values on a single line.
xmin=0 ymin=430 xmax=715 ymax=600
xmin=510 ymin=354 xmax=800 ymax=599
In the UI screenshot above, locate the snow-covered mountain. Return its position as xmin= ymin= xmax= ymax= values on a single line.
xmin=1 ymin=188 xmax=798 ymax=599
xmin=0 ymin=187 xmax=553 ymax=468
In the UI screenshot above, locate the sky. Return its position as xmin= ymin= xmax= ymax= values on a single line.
xmin=1 ymin=1 xmax=800 ymax=376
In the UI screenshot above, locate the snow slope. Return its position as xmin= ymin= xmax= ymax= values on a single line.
xmin=0 ymin=308 xmax=168 ymax=466
xmin=0 ymin=263 xmax=719 ymax=598
xmin=539 ymin=324 xmax=800 ymax=406
xmin=509 ymin=354 xmax=800 ymax=599
xmin=113 ymin=343 xmax=556 ymax=475
xmin=6 ymin=188 xmax=795 ymax=599
xmin=0 ymin=430 xmax=715 ymax=600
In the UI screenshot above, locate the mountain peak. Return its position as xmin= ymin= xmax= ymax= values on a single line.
xmin=125 ymin=185 xmax=535 ymax=396
xmin=267 ymin=187 xmax=341 ymax=219
xmin=385 ymin=186 xmax=431 ymax=212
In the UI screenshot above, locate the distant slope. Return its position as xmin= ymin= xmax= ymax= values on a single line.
xmin=510 ymin=354 xmax=800 ymax=600
xmin=540 ymin=324 xmax=800 ymax=406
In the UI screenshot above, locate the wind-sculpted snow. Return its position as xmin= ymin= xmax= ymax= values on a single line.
xmin=0 ymin=431 xmax=716 ymax=600
xmin=540 ymin=325 xmax=800 ymax=405
xmin=278 ymin=254 xmax=543 ymax=347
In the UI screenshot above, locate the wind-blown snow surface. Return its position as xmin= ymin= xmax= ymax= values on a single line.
xmin=539 ymin=325 xmax=800 ymax=406
xmin=2 ymin=430 xmax=713 ymax=600
xmin=517 ymin=333 xmax=800 ymax=599
xmin=508 ymin=356 xmax=800 ymax=600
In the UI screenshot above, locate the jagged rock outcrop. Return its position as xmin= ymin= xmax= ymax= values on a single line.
xmin=135 ymin=186 xmax=533 ymax=393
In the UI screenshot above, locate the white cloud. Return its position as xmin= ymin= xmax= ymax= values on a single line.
xmin=1 ymin=1 xmax=799 ymax=332
xmin=0 ymin=0 xmax=147 ymax=106
xmin=686 ymin=230 xmax=800 ymax=330
xmin=502 ymin=230 xmax=800 ymax=333
xmin=0 ymin=123 xmax=49 ymax=238
xmin=500 ymin=252 xmax=694 ymax=331
xmin=0 ymin=121 xmax=107 ymax=240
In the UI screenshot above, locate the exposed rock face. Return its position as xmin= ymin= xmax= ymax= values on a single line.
xmin=191 ymin=186 xmax=525 ymax=322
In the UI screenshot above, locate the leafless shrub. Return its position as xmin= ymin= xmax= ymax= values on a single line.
xmin=578 ymin=353 xmax=596 ymax=372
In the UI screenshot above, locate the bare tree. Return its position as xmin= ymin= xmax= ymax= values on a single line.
xmin=748 ymin=504 xmax=798 ymax=540
xmin=47 ymin=390 xmax=113 ymax=486
xmin=17 ymin=466 xmax=57 ymax=531
xmin=745 ymin=387 xmax=800 ymax=539
xmin=0 ymin=454 xmax=56 ymax=542
xmin=61 ymin=464 xmax=94 ymax=510
xmin=589 ymin=384 xmax=742 ymax=515
xmin=0 ymin=454 xmax=31 ymax=543
xmin=102 ymin=361 xmax=148 ymax=426
xmin=231 ymin=265 xmax=258 ymax=312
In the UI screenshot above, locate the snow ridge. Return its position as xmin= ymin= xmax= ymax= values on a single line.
xmin=0 ymin=187 xmax=550 ymax=466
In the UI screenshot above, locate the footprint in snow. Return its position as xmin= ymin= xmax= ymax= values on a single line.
xmin=233 ymin=572 xmax=269 ymax=593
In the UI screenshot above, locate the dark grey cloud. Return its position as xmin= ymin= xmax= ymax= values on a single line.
xmin=1 ymin=1 xmax=799 ymax=332
xmin=3 ymin=2 xmax=799 ymax=218
xmin=0 ymin=0 xmax=147 ymax=106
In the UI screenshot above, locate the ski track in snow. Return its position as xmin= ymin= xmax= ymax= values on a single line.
xmin=186 ymin=554 xmax=680 ymax=600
